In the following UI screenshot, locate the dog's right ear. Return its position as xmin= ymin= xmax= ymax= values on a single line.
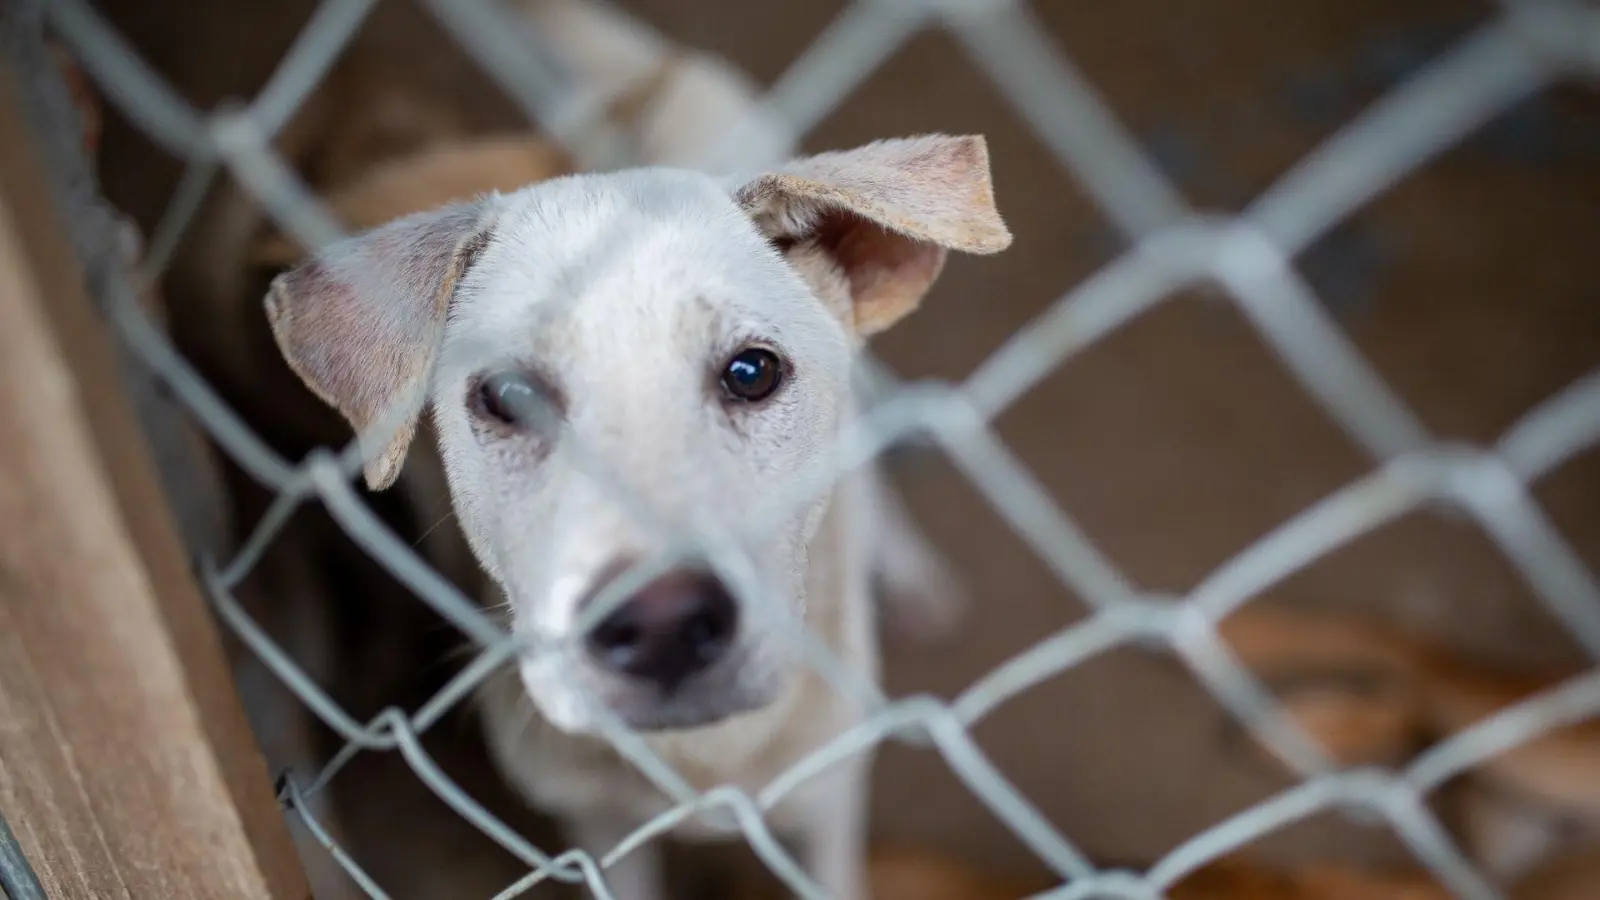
xmin=264 ymin=199 xmax=496 ymax=491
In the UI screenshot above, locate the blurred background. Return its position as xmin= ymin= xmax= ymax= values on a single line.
xmin=55 ymin=0 xmax=1600 ymax=895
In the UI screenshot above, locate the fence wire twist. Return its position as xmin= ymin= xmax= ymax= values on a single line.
xmin=19 ymin=0 xmax=1600 ymax=897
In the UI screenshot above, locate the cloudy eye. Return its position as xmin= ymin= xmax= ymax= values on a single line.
xmin=474 ymin=371 xmax=549 ymax=427
xmin=719 ymin=347 xmax=783 ymax=402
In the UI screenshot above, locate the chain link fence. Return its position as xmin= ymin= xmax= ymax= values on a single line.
xmin=10 ymin=0 xmax=1600 ymax=897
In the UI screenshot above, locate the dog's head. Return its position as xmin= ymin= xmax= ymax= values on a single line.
xmin=264 ymin=134 xmax=1010 ymax=734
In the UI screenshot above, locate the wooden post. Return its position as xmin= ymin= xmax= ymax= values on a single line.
xmin=0 ymin=69 xmax=310 ymax=900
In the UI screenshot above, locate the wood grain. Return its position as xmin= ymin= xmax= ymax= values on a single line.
xmin=0 ymin=68 xmax=308 ymax=900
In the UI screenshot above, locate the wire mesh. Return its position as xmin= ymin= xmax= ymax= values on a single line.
xmin=17 ymin=0 xmax=1600 ymax=897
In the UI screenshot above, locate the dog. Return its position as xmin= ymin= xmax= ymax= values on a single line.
xmin=144 ymin=8 xmax=814 ymax=893
xmin=1214 ymin=605 xmax=1600 ymax=887
xmin=260 ymin=133 xmax=1011 ymax=899
xmin=246 ymin=126 xmax=970 ymax=657
xmin=169 ymin=0 xmax=971 ymax=639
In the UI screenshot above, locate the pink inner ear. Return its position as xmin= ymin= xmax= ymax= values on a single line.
xmin=819 ymin=212 xmax=947 ymax=336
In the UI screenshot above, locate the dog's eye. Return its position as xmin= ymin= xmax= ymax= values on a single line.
xmin=720 ymin=348 xmax=783 ymax=402
xmin=475 ymin=371 xmax=545 ymax=427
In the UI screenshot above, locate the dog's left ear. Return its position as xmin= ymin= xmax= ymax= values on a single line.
xmin=733 ymin=134 xmax=1011 ymax=336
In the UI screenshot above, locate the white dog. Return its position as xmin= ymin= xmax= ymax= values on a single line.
xmin=263 ymin=134 xmax=1011 ymax=899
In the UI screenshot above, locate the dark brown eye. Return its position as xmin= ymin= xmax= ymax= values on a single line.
xmin=720 ymin=348 xmax=783 ymax=402
xmin=475 ymin=371 xmax=543 ymax=426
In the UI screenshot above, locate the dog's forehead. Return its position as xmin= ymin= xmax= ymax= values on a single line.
xmin=477 ymin=169 xmax=797 ymax=316
xmin=450 ymin=167 xmax=841 ymax=365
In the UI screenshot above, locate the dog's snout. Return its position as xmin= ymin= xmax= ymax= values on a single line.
xmin=583 ymin=569 xmax=739 ymax=691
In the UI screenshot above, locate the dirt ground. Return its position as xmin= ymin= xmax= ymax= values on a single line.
xmin=89 ymin=0 xmax=1600 ymax=894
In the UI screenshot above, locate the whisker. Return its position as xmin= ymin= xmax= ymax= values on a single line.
xmin=413 ymin=510 xmax=458 ymax=548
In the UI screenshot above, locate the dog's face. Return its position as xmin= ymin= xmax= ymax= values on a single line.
xmin=436 ymin=170 xmax=858 ymax=733
xmin=265 ymin=135 xmax=1010 ymax=734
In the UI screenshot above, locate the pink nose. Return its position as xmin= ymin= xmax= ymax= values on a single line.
xmin=582 ymin=567 xmax=739 ymax=692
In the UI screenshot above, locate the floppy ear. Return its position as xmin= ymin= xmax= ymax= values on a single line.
xmin=732 ymin=134 xmax=1011 ymax=336
xmin=263 ymin=199 xmax=496 ymax=490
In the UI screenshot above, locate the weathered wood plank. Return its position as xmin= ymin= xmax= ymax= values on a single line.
xmin=0 ymin=68 xmax=309 ymax=900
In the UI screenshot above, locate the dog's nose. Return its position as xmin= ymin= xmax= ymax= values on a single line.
xmin=583 ymin=569 xmax=739 ymax=691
